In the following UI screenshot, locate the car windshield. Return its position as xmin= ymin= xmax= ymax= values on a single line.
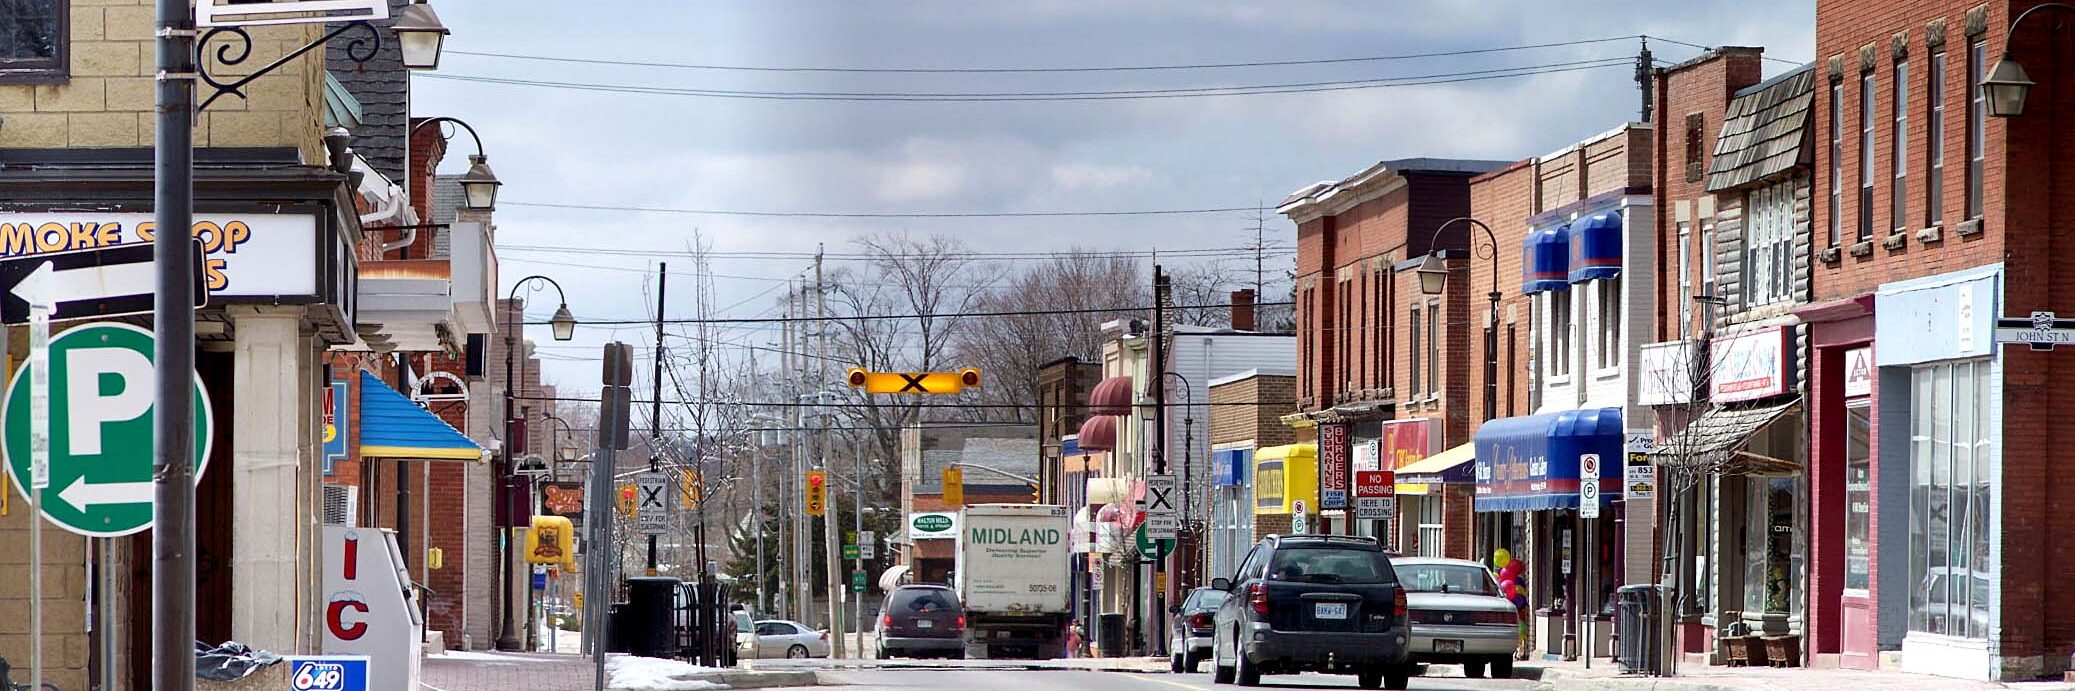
xmin=1267 ymin=546 xmax=1395 ymax=584
xmin=890 ymin=588 xmax=958 ymax=613
xmin=1396 ymin=563 xmax=1499 ymax=595
xmin=1186 ymin=589 xmax=1229 ymax=609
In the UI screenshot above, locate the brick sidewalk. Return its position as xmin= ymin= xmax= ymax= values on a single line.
xmin=1528 ymin=659 xmax=2075 ymax=691
xmin=420 ymin=651 xmax=596 ymax=691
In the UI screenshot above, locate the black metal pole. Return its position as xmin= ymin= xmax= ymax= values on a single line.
xmin=152 ymin=0 xmax=198 ymax=685
xmin=649 ymin=264 xmax=666 ymax=577
xmin=497 ymin=298 xmax=520 ymax=650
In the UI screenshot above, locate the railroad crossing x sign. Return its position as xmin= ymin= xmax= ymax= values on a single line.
xmin=3 ymin=323 xmax=213 ymax=537
xmin=844 ymin=368 xmax=982 ymax=395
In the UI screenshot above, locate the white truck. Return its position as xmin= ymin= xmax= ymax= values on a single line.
xmin=955 ymin=503 xmax=1072 ymax=659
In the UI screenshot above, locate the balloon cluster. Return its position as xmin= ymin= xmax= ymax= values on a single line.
xmin=1493 ymin=548 xmax=1528 ymax=610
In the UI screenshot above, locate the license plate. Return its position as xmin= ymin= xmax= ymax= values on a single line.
xmin=1435 ymin=639 xmax=1464 ymax=654
xmin=917 ymin=620 xmax=934 ymax=628
xmin=1313 ymin=603 xmax=1348 ymax=620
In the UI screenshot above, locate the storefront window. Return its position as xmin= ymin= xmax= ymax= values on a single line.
xmin=1909 ymin=359 xmax=1991 ymax=638
xmin=1743 ymin=476 xmax=1797 ymax=614
xmin=1415 ymin=496 xmax=1444 ymax=558
xmin=1844 ymin=400 xmax=1873 ymax=592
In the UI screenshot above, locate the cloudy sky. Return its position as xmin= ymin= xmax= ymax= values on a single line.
xmin=408 ymin=1 xmax=1814 ymax=393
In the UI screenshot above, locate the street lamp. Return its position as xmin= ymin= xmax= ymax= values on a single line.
xmin=497 ymin=275 xmax=575 ymax=651
xmin=392 ymin=0 xmax=452 ymax=70
xmin=1979 ymin=2 xmax=2075 ymax=117
xmin=410 ymin=117 xmax=501 ymax=210
xmin=1419 ymin=217 xmax=1504 ymax=422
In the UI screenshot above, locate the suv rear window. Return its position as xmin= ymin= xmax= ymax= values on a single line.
xmin=889 ymin=588 xmax=959 ymax=613
xmin=1268 ymin=546 xmax=1395 ymax=585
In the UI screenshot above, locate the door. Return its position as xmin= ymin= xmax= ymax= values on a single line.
xmin=1838 ymin=398 xmax=1876 ymax=668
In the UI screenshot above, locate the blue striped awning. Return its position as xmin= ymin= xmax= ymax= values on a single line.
xmin=1521 ymin=224 xmax=1570 ymax=294
xmin=1473 ymin=408 xmax=1623 ymax=512
xmin=357 ymin=370 xmax=484 ymax=461
xmin=1568 ymin=212 xmax=1623 ymax=283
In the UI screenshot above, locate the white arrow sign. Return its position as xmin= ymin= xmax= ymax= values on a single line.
xmin=54 ymin=475 xmax=154 ymax=513
xmin=13 ymin=260 xmax=155 ymax=308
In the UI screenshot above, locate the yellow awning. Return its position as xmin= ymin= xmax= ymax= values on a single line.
xmin=1395 ymin=442 xmax=1476 ymax=495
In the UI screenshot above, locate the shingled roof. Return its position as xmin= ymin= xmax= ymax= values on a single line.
xmin=325 ymin=0 xmax=412 ymax=184
xmin=1705 ymin=63 xmax=1816 ymax=193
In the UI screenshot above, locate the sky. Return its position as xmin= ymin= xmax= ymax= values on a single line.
xmin=407 ymin=0 xmax=1815 ymax=396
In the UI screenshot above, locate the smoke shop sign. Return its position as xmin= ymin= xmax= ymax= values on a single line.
xmin=0 ymin=213 xmax=320 ymax=298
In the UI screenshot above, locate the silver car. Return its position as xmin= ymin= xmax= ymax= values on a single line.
xmin=1390 ymin=557 xmax=1519 ymax=678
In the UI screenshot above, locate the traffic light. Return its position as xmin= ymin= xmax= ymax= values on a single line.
xmin=942 ymin=466 xmax=964 ymax=506
xmin=805 ymin=470 xmax=827 ymax=516
xmin=618 ymin=483 xmax=637 ymax=516
xmin=1030 ymin=483 xmax=1041 ymax=504
xmin=681 ymin=470 xmax=701 ymax=510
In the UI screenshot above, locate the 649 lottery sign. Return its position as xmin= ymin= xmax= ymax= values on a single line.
xmin=3 ymin=323 xmax=214 ymax=537
xmin=285 ymin=656 xmax=369 ymax=691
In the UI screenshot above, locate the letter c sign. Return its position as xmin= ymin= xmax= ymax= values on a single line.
xmin=327 ymin=598 xmax=369 ymax=640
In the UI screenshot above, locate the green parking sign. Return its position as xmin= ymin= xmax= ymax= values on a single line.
xmin=3 ymin=323 xmax=213 ymax=537
xmin=850 ymin=571 xmax=867 ymax=593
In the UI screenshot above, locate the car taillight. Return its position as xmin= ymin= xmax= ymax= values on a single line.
xmin=955 ymin=615 xmax=966 ymax=629
xmin=1249 ymin=583 xmax=1269 ymax=615
xmin=880 ymin=614 xmax=892 ymax=629
xmin=1393 ymin=589 xmax=1407 ymax=618
xmin=1189 ymin=613 xmax=1211 ymax=629
xmin=820 ymin=631 xmax=829 ymax=641
xmin=1473 ymin=610 xmax=1517 ymax=626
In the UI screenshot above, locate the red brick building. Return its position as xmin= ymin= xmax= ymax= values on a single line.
xmin=1280 ymin=158 xmax=1507 ymax=556
xmin=1802 ymin=0 xmax=2072 ymax=680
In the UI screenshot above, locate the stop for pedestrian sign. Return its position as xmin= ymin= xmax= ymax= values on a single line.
xmin=3 ymin=323 xmax=213 ymax=537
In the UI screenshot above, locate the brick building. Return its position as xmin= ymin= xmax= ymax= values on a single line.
xmin=1203 ymin=370 xmax=1298 ymax=580
xmin=1801 ymin=0 xmax=2071 ymax=680
xmin=1279 ymin=157 xmax=1507 ymax=556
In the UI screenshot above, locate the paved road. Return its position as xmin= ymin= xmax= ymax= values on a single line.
xmin=815 ymin=667 xmax=1543 ymax=691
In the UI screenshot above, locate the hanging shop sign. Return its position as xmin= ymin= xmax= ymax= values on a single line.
xmin=0 ymin=213 xmax=321 ymax=299
xmin=1711 ymin=326 xmax=1792 ymax=403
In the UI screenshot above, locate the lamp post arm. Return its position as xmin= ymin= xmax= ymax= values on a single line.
xmin=2007 ymin=3 xmax=2075 ymax=47
xmin=1423 ymin=216 xmax=1502 ymax=297
xmin=411 ymin=116 xmax=490 ymax=159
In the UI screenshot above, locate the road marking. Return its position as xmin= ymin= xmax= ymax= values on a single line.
xmin=1109 ymin=671 xmax=1211 ymax=691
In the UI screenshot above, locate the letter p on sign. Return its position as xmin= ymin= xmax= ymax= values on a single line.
xmin=65 ymin=347 xmax=154 ymax=456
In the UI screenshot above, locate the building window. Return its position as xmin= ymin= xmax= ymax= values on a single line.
xmin=1744 ymin=181 xmax=1796 ymax=307
xmin=1907 ymin=359 xmax=1991 ymax=638
xmin=1546 ymin=292 xmax=1572 ymax=378
xmin=1505 ymin=324 xmax=1518 ymax=416
xmin=1743 ymin=475 xmax=1800 ymax=615
xmin=0 ymin=0 xmax=66 ymax=83
xmin=1892 ymin=60 xmax=1909 ymax=232
xmin=1409 ymin=305 xmax=1423 ymax=395
xmin=1829 ymin=81 xmax=1844 ymax=246
xmin=1678 ymin=225 xmax=1693 ymax=336
xmin=1595 ymin=277 xmax=1621 ymax=369
xmin=1425 ymin=302 xmax=1438 ymax=394
xmin=1927 ymin=50 xmax=1947 ymax=226
xmin=1357 ymin=272 xmax=1367 ymax=389
xmin=1860 ymin=71 xmax=1877 ymax=241
xmin=1966 ymin=40 xmax=1985 ymax=220
xmin=1844 ymin=399 xmax=1873 ymax=592
xmin=1700 ymin=223 xmax=1718 ymax=325
xmin=1415 ymin=496 xmax=1445 ymax=558
xmin=1684 ymin=113 xmax=1706 ymax=182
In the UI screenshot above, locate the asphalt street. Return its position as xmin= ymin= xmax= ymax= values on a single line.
xmin=810 ymin=667 xmax=1544 ymax=691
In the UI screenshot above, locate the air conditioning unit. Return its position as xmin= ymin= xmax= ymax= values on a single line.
xmin=322 ymin=484 xmax=360 ymax=526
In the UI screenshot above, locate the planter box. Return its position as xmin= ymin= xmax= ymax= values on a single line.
xmin=1721 ymin=635 xmax=1770 ymax=667
xmin=1763 ymin=635 xmax=1801 ymax=667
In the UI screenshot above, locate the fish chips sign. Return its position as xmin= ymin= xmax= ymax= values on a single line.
xmin=0 ymin=214 xmax=320 ymax=299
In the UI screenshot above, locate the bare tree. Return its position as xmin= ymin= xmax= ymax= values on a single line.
xmin=822 ymin=233 xmax=988 ymax=472
xmin=951 ymin=250 xmax=1148 ymax=422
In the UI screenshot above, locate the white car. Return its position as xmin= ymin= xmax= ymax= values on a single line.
xmin=753 ymin=619 xmax=832 ymax=659
xmin=734 ymin=611 xmax=759 ymax=659
xmin=1391 ymin=557 xmax=1520 ymax=679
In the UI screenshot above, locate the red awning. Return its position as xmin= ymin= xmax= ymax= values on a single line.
xmin=1078 ymin=415 xmax=1117 ymax=451
xmin=1089 ymin=376 xmax=1134 ymax=416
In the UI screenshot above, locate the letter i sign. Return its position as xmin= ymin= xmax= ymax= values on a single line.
xmin=3 ymin=323 xmax=213 ymax=537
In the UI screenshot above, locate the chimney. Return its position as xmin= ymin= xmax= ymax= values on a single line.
xmin=1231 ymin=289 xmax=1257 ymax=331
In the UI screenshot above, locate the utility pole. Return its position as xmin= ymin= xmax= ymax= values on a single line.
xmin=151 ymin=0 xmax=198 ymax=686
xmin=1147 ymin=265 xmax=1170 ymax=656
xmin=853 ymin=437 xmax=865 ymax=657
xmin=649 ymin=264 xmax=667 ymax=577
xmin=1636 ymin=37 xmax=1655 ymax=123
xmin=815 ymin=248 xmax=846 ymax=657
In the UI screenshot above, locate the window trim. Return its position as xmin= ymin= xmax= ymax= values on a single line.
xmin=1409 ymin=304 xmax=1423 ymax=395
xmin=1425 ymin=300 xmax=1438 ymax=396
xmin=1829 ymin=81 xmax=1844 ymax=247
xmin=0 ymin=0 xmax=70 ymax=85
xmin=1595 ymin=277 xmax=1622 ymax=373
xmin=1860 ymin=70 xmax=1877 ymax=241
xmin=1892 ymin=60 xmax=1909 ymax=234
xmin=1927 ymin=50 xmax=1947 ymax=227
xmin=1966 ymin=39 xmax=1986 ymax=220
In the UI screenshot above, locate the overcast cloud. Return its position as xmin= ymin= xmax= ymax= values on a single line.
xmin=408 ymin=1 xmax=1814 ymax=392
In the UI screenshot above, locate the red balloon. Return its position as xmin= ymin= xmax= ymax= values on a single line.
xmin=1500 ymin=562 xmax=1523 ymax=579
xmin=1500 ymin=580 xmax=1519 ymax=599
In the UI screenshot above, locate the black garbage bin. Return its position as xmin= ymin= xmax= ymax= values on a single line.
xmin=625 ymin=577 xmax=684 ymax=659
xmin=1097 ymin=613 xmax=1127 ymax=657
xmin=606 ymin=603 xmax=632 ymax=653
xmin=1614 ymin=584 xmax=1661 ymax=674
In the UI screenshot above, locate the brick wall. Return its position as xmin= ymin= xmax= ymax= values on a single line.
xmin=0 ymin=2 xmax=328 ymax=160
xmin=1208 ymin=374 xmax=1300 ymax=449
xmin=1655 ymin=49 xmax=1765 ymax=340
xmin=0 ymin=496 xmax=89 ymax=691
xmin=1469 ymin=161 xmax=1537 ymax=424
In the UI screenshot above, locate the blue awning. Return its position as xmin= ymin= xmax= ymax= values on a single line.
xmin=1568 ymin=212 xmax=1623 ymax=283
xmin=1473 ymin=408 xmax=1623 ymax=512
xmin=357 ymin=371 xmax=485 ymax=461
xmin=1212 ymin=448 xmax=1251 ymax=486
xmin=1521 ymin=224 xmax=1570 ymax=294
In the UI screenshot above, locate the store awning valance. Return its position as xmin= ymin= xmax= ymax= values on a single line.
xmin=357 ymin=371 xmax=485 ymax=461
xmin=1077 ymin=415 xmax=1117 ymax=451
xmin=1567 ymin=212 xmax=1622 ymax=283
xmin=1089 ymin=376 xmax=1134 ymax=416
xmin=1650 ymin=398 xmax=1802 ymax=475
xmin=1397 ymin=442 xmax=1476 ymax=485
xmin=1086 ymin=478 xmax=1130 ymax=506
xmin=1521 ymin=224 xmax=1571 ymax=294
xmin=878 ymin=564 xmax=912 ymax=591
xmin=1474 ymin=408 xmax=1622 ymax=512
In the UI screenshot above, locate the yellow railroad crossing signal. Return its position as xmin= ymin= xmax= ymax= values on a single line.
xmin=845 ymin=368 xmax=981 ymax=395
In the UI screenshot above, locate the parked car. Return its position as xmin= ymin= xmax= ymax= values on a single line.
xmin=733 ymin=610 xmax=759 ymax=660
xmin=1209 ymin=534 xmax=1412 ymax=689
xmin=1169 ymin=586 xmax=1227 ymax=672
xmin=753 ymin=619 xmax=831 ymax=659
xmin=876 ymin=584 xmax=966 ymax=659
xmin=1390 ymin=556 xmax=1518 ymax=678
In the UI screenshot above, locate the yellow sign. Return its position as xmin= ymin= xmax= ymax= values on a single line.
xmin=1253 ymin=444 xmax=1319 ymax=515
xmin=805 ymin=470 xmax=827 ymax=516
xmin=845 ymin=368 xmax=981 ymax=395
xmin=942 ymin=466 xmax=964 ymax=506
xmin=574 ymin=593 xmax=584 ymax=609
xmin=681 ymin=470 xmax=701 ymax=509
xmin=526 ymin=516 xmax=576 ymax=566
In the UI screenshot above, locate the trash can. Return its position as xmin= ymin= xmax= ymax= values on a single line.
xmin=1097 ymin=613 xmax=1127 ymax=657
xmin=1614 ymin=584 xmax=1660 ymax=674
xmin=624 ymin=577 xmax=684 ymax=659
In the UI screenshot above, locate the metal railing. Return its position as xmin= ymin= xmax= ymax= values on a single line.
xmin=1417 ymin=525 xmax=1445 ymax=557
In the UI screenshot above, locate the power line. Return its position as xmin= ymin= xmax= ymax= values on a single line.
xmin=499 ymin=243 xmax=1291 ymax=259
xmin=515 ymin=394 xmax=1298 ymax=409
xmin=446 ymin=35 xmax=1643 ymax=74
xmin=420 ymin=58 xmax=1633 ymax=102
xmin=1643 ymin=34 xmax=1806 ymax=66
xmin=499 ymin=202 xmax=1265 ymax=219
xmin=529 ymin=299 xmax=1291 ymax=326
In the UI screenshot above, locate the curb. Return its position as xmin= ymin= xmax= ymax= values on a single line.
xmin=610 ymin=670 xmax=820 ymax=690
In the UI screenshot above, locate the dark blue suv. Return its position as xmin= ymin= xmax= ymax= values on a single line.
xmin=1209 ymin=535 xmax=1411 ymax=689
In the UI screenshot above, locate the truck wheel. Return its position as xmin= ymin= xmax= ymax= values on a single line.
xmin=1185 ymin=651 xmax=1204 ymax=673
xmin=1234 ymin=650 xmax=1261 ymax=687
xmin=1464 ymin=660 xmax=1486 ymax=678
xmin=1356 ymin=667 xmax=1383 ymax=689
xmin=1384 ymin=665 xmax=1410 ymax=690
xmin=1170 ymin=652 xmax=1185 ymax=673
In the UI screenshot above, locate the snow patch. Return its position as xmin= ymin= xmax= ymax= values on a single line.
xmin=606 ymin=655 xmax=727 ymax=691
